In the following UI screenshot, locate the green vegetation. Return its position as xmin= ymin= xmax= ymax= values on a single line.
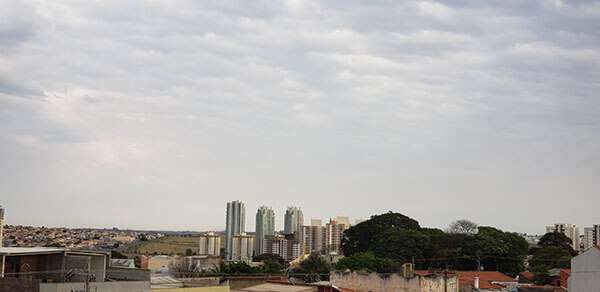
xmin=334 ymin=252 xmax=397 ymax=272
xmin=340 ymin=211 xmax=529 ymax=274
xmin=133 ymin=236 xmax=200 ymax=255
xmin=291 ymin=253 xmax=331 ymax=282
xmin=527 ymin=231 xmax=576 ymax=285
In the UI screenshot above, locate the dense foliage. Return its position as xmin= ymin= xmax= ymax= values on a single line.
xmin=334 ymin=252 xmax=397 ymax=272
xmin=340 ymin=212 xmax=529 ymax=274
xmin=528 ymin=231 xmax=576 ymax=278
xmin=291 ymin=253 xmax=331 ymax=282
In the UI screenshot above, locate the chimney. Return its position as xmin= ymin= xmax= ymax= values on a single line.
xmin=402 ymin=263 xmax=414 ymax=278
xmin=474 ymin=277 xmax=479 ymax=289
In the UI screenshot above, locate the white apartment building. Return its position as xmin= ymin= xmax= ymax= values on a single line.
xmin=199 ymin=232 xmax=221 ymax=256
xmin=547 ymin=223 xmax=580 ymax=251
xmin=582 ymin=225 xmax=600 ymax=251
xmin=325 ymin=218 xmax=349 ymax=254
xmin=231 ymin=233 xmax=254 ymax=263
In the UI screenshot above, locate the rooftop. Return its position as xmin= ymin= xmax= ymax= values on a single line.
xmin=0 ymin=247 xmax=67 ymax=255
xmin=454 ymin=271 xmax=515 ymax=289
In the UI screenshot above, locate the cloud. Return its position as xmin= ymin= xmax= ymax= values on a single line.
xmin=0 ymin=0 xmax=599 ymax=233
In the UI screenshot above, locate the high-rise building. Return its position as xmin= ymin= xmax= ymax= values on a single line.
xmin=255 ymin=206 xmax=275 ymax=255
xmin=199 ymin=232 xmax=222 ymax=256
xmin=226 ymin=200 xmax=245 ymax=260
xmin=231 ymin=233 xmax=254 ymax=263
xmin=582 ymin=225 xmax=600 ymax=251
xmin=259 ymin=234 xmax=300 ymax=261
xmin=300 ymin=220 xmax=325 ymax=255
xmin=0 ymin=205 xmax=4 ymax=247
xmin=546 ymin=223 xmax=580 ymax=251
xmin=284 ymin=207 xmax=304 ymax=234
xmin=325 ymin=218 xmax=349 ymax=254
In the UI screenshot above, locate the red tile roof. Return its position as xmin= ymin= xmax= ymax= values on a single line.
xmin=454 ymin=271 xmax=515 ymax=289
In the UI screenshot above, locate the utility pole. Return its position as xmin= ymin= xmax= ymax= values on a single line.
xmin=477 ymin=256 xmax=481 ymax=271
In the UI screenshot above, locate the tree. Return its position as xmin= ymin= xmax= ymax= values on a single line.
xmin=537 ymin=232 xmax=577 ymax=256
xmin=447 ymin=219 xmax=478 ymax=234
xmin=292 ymin=253 xmax=331 ymax=282
xmin=262 ymin=260 xmax=284 ymax=274
xmin=371 ymin=228 xmax=430 ymax=269
xmin=531 ymin=264 xmax=551 ymax=285
xmin=334 ymin=252 xmax=398 ymax=272
xmin=253 ymin=253 xmax=287 ymax=266
xmin=111 ymin=250 xmax=128 ymax=259
xmin=529 ymin=246 xmax=572 ymax=269
xmin=185 ymin=248 xmax=194 ymax=256
xmin=341 ymin=212 xmax=421 ymax=256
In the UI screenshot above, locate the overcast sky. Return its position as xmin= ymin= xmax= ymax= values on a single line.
xmin=1 ymin=0 xmax=599 ymax=235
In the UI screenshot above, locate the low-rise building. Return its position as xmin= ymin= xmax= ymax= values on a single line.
xmin=0 ymin=247 xmax=150 ymax=292
xmin=568 ymin=246 xmax=600 ymax=292
xmin=231 ymin=233 xmax=254 ymax=263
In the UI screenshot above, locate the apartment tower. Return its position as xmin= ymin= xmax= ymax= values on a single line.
xmin=199 ymin=232 xmax=222 ymax=256
xmin=225 ymin=200 xmax=245 ymax=260
xmin=284 ymin=207 xmax=304 ymax=235
xmin=255 ymin=206 xmax=275 ymax=255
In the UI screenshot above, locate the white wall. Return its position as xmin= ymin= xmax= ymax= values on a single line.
xmin=568 ymin=248 xmax=600 ymax=292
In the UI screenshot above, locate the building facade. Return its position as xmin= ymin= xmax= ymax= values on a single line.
xmin=547 ymin=223 xmax=580 ymax=251
xmin=259 ymin=234 xmax=300 ymax=261
xmin=568 ymin=246 xmax=600 ymax=292
xmin=255 ymin=206 xmax=275 ymax=255
xmin=226 ymin=200 xmax=245 ymax=260
xmin=231 ymin=233 xmax=254 ymax=263
xmin=325 ymin=218 xmax=349 ymax=254
xmin=582 ymin=225 xmax=600 ymax=251
xmin=199 ymin=232 xmax=222 ymax=256
xmin=284 ymin=207 xmax=304 ymax=235
xmin=299 ymin=221 xmax=325 ymax=255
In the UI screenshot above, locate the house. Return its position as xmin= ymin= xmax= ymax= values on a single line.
xmin=567 ymin=246 xmax=600 ymax=292
xmin=0 ymin=247 xmax=150 ymax=292
xmin=548 ymin=268 xmax=569 ymax=289
xmin=454 ymin=271 xmax=517 ymax=292
xmin=518 ymin=272 xmax=533 ymax=283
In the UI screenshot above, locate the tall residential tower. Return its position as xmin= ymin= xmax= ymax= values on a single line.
xmin=255 ymin=206 xmax=275 ymax=255
xmin=226 ymin=200 xmax=245 ymax=260
xmin=284 ymin=207 xmax=304 ymax=235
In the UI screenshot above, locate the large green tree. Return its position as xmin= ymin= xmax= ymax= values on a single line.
xmin=341 ymin=212 xmax=421 ymax=256
xmin=334 ymin=252 xmax=398 ymax=272
xmin=291 ymin=253 xmax=331 ymax=282
xmin=340 ymin=212 xmax=528 ymax=274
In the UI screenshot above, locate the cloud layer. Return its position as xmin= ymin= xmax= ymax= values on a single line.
xmin=1 ymin=0 xmax=599 ymax=233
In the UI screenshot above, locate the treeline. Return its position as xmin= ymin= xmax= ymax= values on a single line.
xmin=340 ymin=212 xmax=529 ymax=274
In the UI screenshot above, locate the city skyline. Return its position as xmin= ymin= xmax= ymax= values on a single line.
xmin=1 ymin=1 xmax=599 ymax=235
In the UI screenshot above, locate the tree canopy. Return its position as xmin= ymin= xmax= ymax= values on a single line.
xmin=340 ymin=212 xmax=528 ymax=273
xmin=334 ymin=252 xmax=397 ymax=273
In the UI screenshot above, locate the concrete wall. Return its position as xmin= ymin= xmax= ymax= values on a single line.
xmin=568 ymin=248 xmax=600 ymax=292
xmin=0 ymin=277 xmax=40 ymax=292
xmin=39 ymin=281 xmax=150 ymax=292
xmin=151 ymin=286 xmax=229 ymax=292
xmin=106 ymin=267 xmax=151 ymax=281
xmin=330 ymin=271 xmax=459 ymax=292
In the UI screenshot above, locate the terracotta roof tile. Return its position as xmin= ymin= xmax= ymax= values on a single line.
xmin=454 ymin=271 xmax=515 ymax=289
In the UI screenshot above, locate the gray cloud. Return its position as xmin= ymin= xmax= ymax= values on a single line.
xmin=0 ymin=0 xmax=599 ymax=233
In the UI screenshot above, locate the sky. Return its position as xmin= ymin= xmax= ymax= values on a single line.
xmin=1 ymin=0 xmax=599 ymax=235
